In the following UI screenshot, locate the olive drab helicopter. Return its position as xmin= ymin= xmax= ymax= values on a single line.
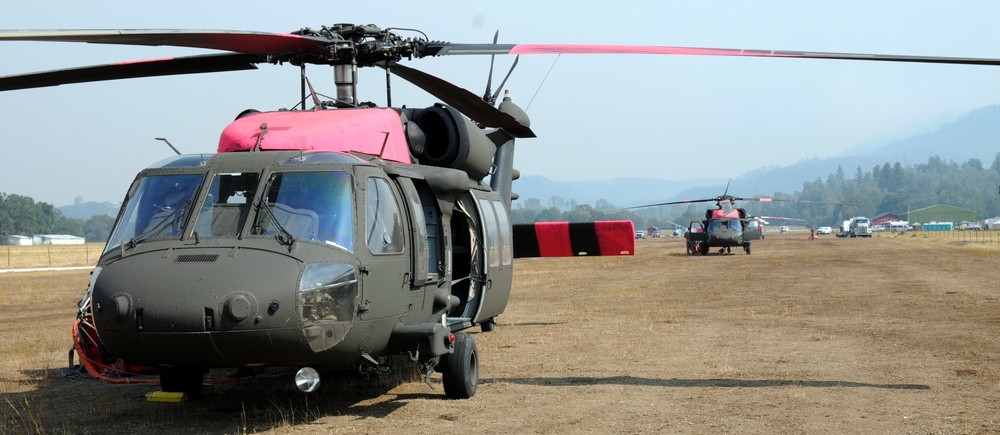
xmin=628 ymin=193 xmax=768 ymax=255
xmin=3 ymin=25 xmax=1000 ymax=400
xmin=628 ymin=191 xmax=847 ymax=255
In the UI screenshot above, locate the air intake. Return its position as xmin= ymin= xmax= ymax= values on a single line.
xmin=175 ymin=254 xmax=220 ymax=263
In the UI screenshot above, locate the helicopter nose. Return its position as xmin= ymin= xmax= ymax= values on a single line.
xmin=95 ymin=248 xmax=304 ymax=332
xmin=90 ymin=248 xmax=306 ymax=364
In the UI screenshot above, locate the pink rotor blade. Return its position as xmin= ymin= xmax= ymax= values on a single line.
xmin=504 ymin=43 xmax=1000 ymax=66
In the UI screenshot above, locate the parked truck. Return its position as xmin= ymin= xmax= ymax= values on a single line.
xmin=837 ymin=220 xmax=851 ymax=238
xmin=848 ymin=216 xmax=872 ymax=237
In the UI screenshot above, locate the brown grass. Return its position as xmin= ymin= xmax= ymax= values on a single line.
xmin=2 ymin=234 xmax=1000 ymax=433
xmin=0 ymin=243 xmax=104 ymax=269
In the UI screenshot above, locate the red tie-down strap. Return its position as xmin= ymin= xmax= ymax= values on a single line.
xmin=512 ymin=220 xmax=635 ymax=258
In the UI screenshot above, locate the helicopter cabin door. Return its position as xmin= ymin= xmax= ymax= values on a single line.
xmin=355 ymin=167 xmax=411 ymax=321
xmin=448 ymin=191 xmax=514 ymax=327
xmin=742 ymin=218 xmax=763 ymax=241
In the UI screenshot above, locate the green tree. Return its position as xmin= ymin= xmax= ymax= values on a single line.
xmin=84 ymin=215 xmax=116 ymax=243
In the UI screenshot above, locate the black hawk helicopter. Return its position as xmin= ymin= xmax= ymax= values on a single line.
xmin=628 ymin=192 xmax=849 ymax=255
xmin=628 ymin=193 xmax=768 ymax=255
xmin=1 ymin=24 xmax=999 ymax=399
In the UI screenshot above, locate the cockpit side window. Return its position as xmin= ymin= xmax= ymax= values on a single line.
xmin=366 ymin=177 xmax=404 ymax=255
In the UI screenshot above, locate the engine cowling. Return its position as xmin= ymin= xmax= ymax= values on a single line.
xmin=405 ymin=104 xmax=496 ymax=180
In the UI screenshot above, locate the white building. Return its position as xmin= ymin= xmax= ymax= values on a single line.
xmin=985 ymin=216 xmax=1000 ymax=231
xmin=32 ymin=234 xmax=86 ymax=245
xmin=6 ymin=235 xmax=33 ymax=245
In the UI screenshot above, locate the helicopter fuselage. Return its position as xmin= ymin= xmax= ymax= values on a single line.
xmin=684 ymin=207 xmax=762 ymax=255
xmin=88 ymin=147 xmax=512 ymax=373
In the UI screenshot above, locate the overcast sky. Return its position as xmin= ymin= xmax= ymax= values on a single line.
xmin=4 ymin=1 xmax=1000 ymax=206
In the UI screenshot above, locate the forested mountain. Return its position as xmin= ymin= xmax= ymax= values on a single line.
xmin=513 ymin=154 xmax=1000 ymax=230
xmin=512 ymin=104 xmax=1000 ymax=228
xmin=515 ymin=104 xmax=1000 ymax=213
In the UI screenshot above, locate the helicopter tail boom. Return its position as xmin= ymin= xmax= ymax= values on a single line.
xmin=512 ymin=221 xmax=635 ymax=258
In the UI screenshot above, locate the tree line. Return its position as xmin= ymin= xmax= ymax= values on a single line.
xmin=750 ymin=154 xmax=1000 ymax=226
xmin=0 ymin=193 xmax=114 ymax=243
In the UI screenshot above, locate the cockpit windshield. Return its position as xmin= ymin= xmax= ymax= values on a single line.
xmin=193 ymin=172 xmax=261 ymax=237
xmin=706 ymin=219 xmax=743 ymax=232
xmin=252 ymin=171 xmax=354 ymax=251
xmin=104 ymin=173 xmax=204 ymax=253
xmin=103 ymin=169 xmax=354 ymax=253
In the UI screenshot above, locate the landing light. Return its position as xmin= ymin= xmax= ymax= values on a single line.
xmin=295 ymin=367 xmax=320 ymax=393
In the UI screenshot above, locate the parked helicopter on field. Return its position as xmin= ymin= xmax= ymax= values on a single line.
xmin=0 ymin=25 xmax=642 ymax=399
xmin=2 ymin=24 xmax=997 ymax=399
xmin=630 ymin=193 xmax=767 ymax=255
xmin=628 ymin=192 xmax=848 ymax=255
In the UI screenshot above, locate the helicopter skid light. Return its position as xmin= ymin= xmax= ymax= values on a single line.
xmin=295 ymin=367 xmax=320 ymax=393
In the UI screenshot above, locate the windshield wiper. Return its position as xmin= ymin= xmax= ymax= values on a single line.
xmin=123 ymin=199 xmax=192 ymax=251
xmin=254 ymin=200 xmax=295 ymax=247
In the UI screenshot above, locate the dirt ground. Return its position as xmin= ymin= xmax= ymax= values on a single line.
xmin=2 ymin=232 xmax=999 ymax=434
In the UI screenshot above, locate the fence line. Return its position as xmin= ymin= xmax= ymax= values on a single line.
xmin=0 ymin=243 xmax=101 ymax=269
xmin=897 ymin=229 xmax=999 ymax=244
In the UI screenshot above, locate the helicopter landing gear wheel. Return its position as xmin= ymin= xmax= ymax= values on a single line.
xmin=744 ymin=243 xmax=751 ymax=254
xmin=699 ymin=243 xmax=709 ymax=255
xmin=480 ymin=317 xmax=496 ymax=332
xmin=725 ymin=246 xmax=731 ymax=254
xmin=159 ymin=367 xmax=205 ymax=396
xmin=440 ymin=332 xmax=478 ymax=399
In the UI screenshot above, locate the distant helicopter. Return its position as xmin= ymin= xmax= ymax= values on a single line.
xmin=1 ymin=24 xmax=997 ymax=399
xmin=634 ymin=193 xmax=766 ymax=255
xmin=628 ymin=192 xmax=845 ymax=255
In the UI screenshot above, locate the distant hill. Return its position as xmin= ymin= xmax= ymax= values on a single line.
xmin=726 ymin=104 xmax=1000 ymax=198
xmin=514 ymin=104 xmax=1000 ymax=207
xmin=59 ymin=201 xmax=119 ymax=220
xmin=512 ymin=176 xmax=728 ymax=208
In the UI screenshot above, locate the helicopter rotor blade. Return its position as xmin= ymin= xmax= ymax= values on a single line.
xmin=426 ymin=42 xmax=1000 ymax=67
xmin=751 ymin=197 xmax=859 ymax=206
xmin=0 ymin=53 xmax=266 ymax=91
xmin=382 ymin=62 xmax=535 ymax=138
xmin=624 ymin=197 xmax=722 ymax=210
xmin=0 ymin=29 xmax=332 ymax=54
xmin=758 ymin=216 xmax=807 ymax=222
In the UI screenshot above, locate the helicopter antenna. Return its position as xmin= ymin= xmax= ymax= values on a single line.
xmin=527 ymin=54 xmax=560 ymax=110
xmin=252 ymin=123 xmax=269 ymax=151
xmin=378 ymin=131 xmax=390 ymax=159
xmin=482 ymin=30 xmax=499 ymax=104
xmin=491 ymin=55 xmax=519 ymax=105
xmin=302 ymin=74 xmax=322 ymax=110
xmin=154 ymin=137 xmax=181 ymax=155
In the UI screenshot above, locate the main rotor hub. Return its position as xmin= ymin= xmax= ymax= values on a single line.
xmin=291 ymin=24 xmax=429 ymax=67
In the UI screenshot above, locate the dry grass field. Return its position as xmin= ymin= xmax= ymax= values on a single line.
xmin=2 ymin=232 xmax=999 ymax=434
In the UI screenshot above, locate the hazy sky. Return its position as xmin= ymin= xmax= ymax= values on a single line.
xmin=4 ymin=1 xmax=1000 ymax=206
